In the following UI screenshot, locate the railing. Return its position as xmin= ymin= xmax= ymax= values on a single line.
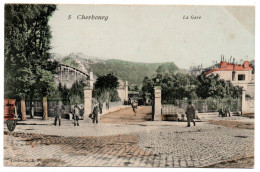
xmin=162 ymin=98 xmax=241 ymax=113
xmin=162 ymin=105 xmax=185 ymax=114
xmin=23 ymin=100 xmax=123 ymax=117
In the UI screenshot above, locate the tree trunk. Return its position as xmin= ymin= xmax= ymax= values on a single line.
xmin=43 ymin=96 xmax=48 ymax=120
xmin=30 ymin=97 xmax=34 ymax=119
xmin=21 ymin=99 xmax=27 ymax=120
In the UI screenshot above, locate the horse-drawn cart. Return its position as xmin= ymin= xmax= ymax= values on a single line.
xmin=4 ymin=99 xmax=17 ymax=132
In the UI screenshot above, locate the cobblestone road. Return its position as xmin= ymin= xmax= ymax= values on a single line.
xmin=4 ymin=106 xmax=254 ymax=167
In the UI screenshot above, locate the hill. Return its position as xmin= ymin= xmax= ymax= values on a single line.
xmin=89 ymin=59 xmax=169 ymax=86
xmin=52 ymin=53 xmax=181 ymax=87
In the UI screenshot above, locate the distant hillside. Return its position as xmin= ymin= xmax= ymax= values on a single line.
xmin=90 ymin=59 xmax=161 ymax=85
xmin=52 ymin=53 xmax=181 ymax=87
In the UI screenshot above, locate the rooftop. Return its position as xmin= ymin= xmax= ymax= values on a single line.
xmin=205 ymin=61 xmax=252 ymax=75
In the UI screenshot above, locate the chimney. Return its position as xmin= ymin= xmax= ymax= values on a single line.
xmin=243 ymin=61 xmax=250 ymax=68
xmin=220 ymin=61 xmax=227 ymax=68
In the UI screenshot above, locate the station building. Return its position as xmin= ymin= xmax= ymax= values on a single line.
xmin=205 ymin=61 xmax=255 ymax=98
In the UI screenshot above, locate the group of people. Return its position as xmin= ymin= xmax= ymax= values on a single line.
xmin=218 ymin=106 xmax=231 ymax=117
xmin=53 ymin=101 xmax=82 ymax=126
xmin=53 ymin=100 xmax=109 ymax=126
xmin=52 ymin=100 xmax=230 ymax=128
xmin=185 ymin=102 xmax=233 ymax=127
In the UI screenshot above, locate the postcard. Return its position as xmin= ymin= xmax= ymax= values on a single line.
xmin=3 ymin=4 xmax=255 ymax=168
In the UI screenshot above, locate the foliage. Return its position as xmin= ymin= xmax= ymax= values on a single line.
xmin=250 ymin=60 xmax=255 ymax=74
xmin=93 ymin=73 xmax=120 ymax=102
xmin=159 ymin=73 xmax=199 ymax=101
xmin=141 ymin=77 xmax=154 ymax=94
xmin=156 ymin=63 xmax=179 ymax=75
xmin=144 ymin=67 xmax=241 ymax=103
xmin=69 ymin=95 xmax=82 ymax=105
xmin=58 ymin=80 xmax=85 ymax=104
xmin=89 ymin=60 xmax=180 ymax=87
xmin=4 ymin=4 xmax=57 ymax=100
xmin=95 ymin=73 xmax=119 ymax=89
xmin=196 ymin=74 xmax=240 ymax=99
xmin=129 ymin=84 xmax=139 ymax=91
xmin=202 ymin=63 xmax=220 ymax=74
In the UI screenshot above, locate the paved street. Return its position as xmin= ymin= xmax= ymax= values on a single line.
xmin=4 ymin=106 xmax=254 ymax=167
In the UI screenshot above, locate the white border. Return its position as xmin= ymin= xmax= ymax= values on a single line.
xmin=0 ymin=1 xmax=258 ymax=172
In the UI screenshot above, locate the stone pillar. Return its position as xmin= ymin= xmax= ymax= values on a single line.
xmin=154 ymin=86 xmax=162 ymax=121
xmin=89 ymin=70 xmax=94 ymax=88
xmin=125 ymin=81 xmax=128 ymax=101
xmin=84 ymin=86 xmax=93 ymax=117
xmin=241 ymin=87 xmax=246 ymax=115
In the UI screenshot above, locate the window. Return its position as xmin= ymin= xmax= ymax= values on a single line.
xmin=238 ymin=74 xmax=245 ymax=81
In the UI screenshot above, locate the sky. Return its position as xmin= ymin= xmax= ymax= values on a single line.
xmin=49 ymin=5 xmax=255 ymax=69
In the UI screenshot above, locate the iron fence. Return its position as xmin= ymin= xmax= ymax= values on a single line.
xmin=24 ymin=100 xmax=123 ymax=117
xmin=162 ymin=98 xmax=241 ymax=113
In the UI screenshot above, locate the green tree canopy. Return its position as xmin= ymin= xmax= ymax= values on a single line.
xmin=94 ymin=73 xmax=119 ymax=90
xmin=156 ymin=63 xmax=179 ymax=75
xmin=4 ymin=4 xmax=57 ymax=100
xmin=142 ymin=72 xmax=240 ymax=103
xmin=93 ymin=73 xmax=120 ymax=102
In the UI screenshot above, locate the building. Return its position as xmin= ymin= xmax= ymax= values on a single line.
xmin=54 ymin=63 xmax=94 ymax=89
xmin=205 ymin=61 xmax=255 ymax=98
xmin=117 ymin=80 xmax=128 ymax=101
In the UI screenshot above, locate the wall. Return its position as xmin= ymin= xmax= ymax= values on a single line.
xmin=244 ymin=98 xmax=254 ymax=114
xmin=117 ymin=80 xmax=128 ymax=101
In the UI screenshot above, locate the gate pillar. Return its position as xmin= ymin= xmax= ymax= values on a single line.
xmin=84 ymin=86 xmax=93 ymax=117
xmin=154 ymin=86 xmax=162 ymax=121
xmin=241 ymin=86 xmax=246 ymax=115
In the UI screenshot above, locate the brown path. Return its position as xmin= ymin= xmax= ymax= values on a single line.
xmin=100 ymin=106 xmax=152 ymax=124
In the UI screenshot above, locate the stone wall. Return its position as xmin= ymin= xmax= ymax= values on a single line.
xmin=244 ymin=98 xmax=254 ymax=114
xmin=117 ymin=80 xmax=128 ymax=101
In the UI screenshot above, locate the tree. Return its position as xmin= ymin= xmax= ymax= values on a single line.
xmin=68 ymin=80 xmax=85 ymax=104
xmin=93 ymin=73 xmax=120 ymax=102
xmin=196 ymin=74 xmax=240 ymax=99
xmin=141 ymin=77 xmax=154 ymax=94
xmin=4 ymin=4 xmax=57 ymax=120
xmin=94 ymin=73 xmax=119 ymax=89
xmin=146 ymin=71 xmax=240 ymax=104
xmin=156 ymin=63 xmax=179 ymax=75
xmin=250 ymin=60 xmax=255 ymax=74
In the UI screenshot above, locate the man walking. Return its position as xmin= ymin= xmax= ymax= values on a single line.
xmin=185 ymin=101 xmax=196 ymax=127
xmin=92 ymin=104 xmax=99 ymax=124
xmin=74 ymin=103 xmax=81 ymax=126
xmin=131 ymin=100 xmax=137 ymax=115
xmin=54 ymin=101 xmax=65 ymax=126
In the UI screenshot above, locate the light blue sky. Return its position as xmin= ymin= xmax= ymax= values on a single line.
xmin=49 ymin=5 xmax=255 ymax=69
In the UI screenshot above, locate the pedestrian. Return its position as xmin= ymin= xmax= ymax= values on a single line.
xmin=99 ymin=101 xmax=103 ymax=114
xmin=185 ymin=101 xmax=196 ymax=127
xmin=225 ymin=106 xmax=231 ymax=117
xmin=92 ymin=104 xmax=99 ymax=124
xmin=73 ymin=103 xmax=81 ymax=126
xmin=131 ymin=100 xmax=137 ymax=115
xmin=106 ymin=101 xmax=109 ymax=110
xmin=54 ymin=101 xmax=65 ymax=126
